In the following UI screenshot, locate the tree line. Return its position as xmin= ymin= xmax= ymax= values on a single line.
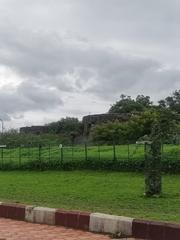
xmin=1 ymin=90 xmax=180 ymax=146
xmin=92 ymin=90 xmax=180 ymax=144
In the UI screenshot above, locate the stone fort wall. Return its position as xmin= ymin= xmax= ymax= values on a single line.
xmin=20 ymin=126 xmax=49 ymax=135
xmin=20 ymin=113 xmax=131 ymax=135
xmin=83 ymin=113 xmax=131 ymax=135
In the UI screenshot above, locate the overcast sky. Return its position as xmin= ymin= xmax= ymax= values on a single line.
xmin=0 ymin=0 xmax=180 ymax=129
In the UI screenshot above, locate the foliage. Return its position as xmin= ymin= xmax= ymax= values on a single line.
xmin=91 ymin=120 xmax=127 ymax=144
xmin=136 ymin=95 xmax=153 ymax=107
xmin=0 ymin=118 xmax=83 ymax=146
xmin=2 ymin=91 xmax=180 ymax=149
xmin=156 ymin=108 xmax=178 ymax=141
xmin=91 ymin=109 xmax=159 ymax=143
xmin=0 ymin=143 xmax=179 ymax=173
xmin=158 ymin=90 xmax=180 ymax=113
xmin=109 ymin=94 xmax=152 ymax=114
xmin=0 ymin=131 xmax=71 ymax=146
xmin=46 ymin=117 xmax=83 ymax=136
xmin=1 ymin=154 xmax=180 ymax=174
xmin=92 ymin=104 xmax=180 ymax=144
xmin=106 ymin=91 xmax=180 ymax=144
xmin=145 ymin=122 xmax=162 ymax=197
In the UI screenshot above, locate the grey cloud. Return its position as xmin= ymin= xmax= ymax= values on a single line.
xmin=0 ymin=80 xmax=63 ymax=119
xmin=18 ymin=81 xmax=63 ymax=110
xmin=0 ymin=0 xmax=180 ymax=126
xmin=0 ymin=113 xmax=11 ymax=121
xmin=0 ymin=24 xmax=179 ymax=102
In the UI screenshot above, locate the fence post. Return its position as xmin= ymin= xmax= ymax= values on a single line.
xmin=161 ymin=143 xmax=164 ymax=161
xmin=85 ymin=143 xmax=88 ymax=161
xmin=72 ymin=144 xmax=74 ymax=161
xmin=49 ymin=144 xmax=51 ymax=162
xmin=19 ymin=146 xmax=21 ymax=168
xmin=98 ymin=145 xmax=100 ymax=161
xmin=60 ymin=146 xmax=63 ymax=165
xmin=28 ymin=144 xmax=30 ymax=162
xmin=113 ymin=142 xmax=116 ymax=161
xmin=10 ymin=146 xmax=12 ymax=164
xmin=1 ymin=148 xmax=3 ymax=169
xmin=127 ymin=143 xmax=130 ymax=161
xmin=38 ymin=144 xmax=42 ymax=170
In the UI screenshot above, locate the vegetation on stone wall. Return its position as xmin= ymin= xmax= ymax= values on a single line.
xmin=46 ymin=117 xmax=83 ymax=135
xmin=0 ymin=130 xmax=71 ymax=146
xmin=2 ymin=90 xmax=180 ymax=147
xmin=92 ymin=91 xmax=180 ymax=144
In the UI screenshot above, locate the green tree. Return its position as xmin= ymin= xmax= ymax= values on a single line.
xmin=0 ymin=130 xmax=71 ymax=146
xmin=91 ymin=109 xmax=159 ymax=144
xmin=109 ymin=94 xmax=152 ymax=114
xmin=47 ymin=117 xmax=83 ymax=135
xmin=136 ymin=95 xmax=152 ymax=107
xmin=91 ymin=120 xmax=127 ymax=144
xmin=158 ymin=90 xmax=180 ymax=113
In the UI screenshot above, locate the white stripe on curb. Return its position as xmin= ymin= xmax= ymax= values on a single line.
xmin=25 ymin=206 xmax=56 ymax=225
xmin=89 ymin=213 xmax=133 ymax=236
xmin=25 ymin=205 xmax=35 ymax=222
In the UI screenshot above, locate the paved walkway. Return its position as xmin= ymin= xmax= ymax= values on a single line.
xmin=0 ymin=218 xmax=137 ymax=240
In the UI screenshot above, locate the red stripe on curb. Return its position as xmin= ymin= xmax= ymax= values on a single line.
xmin=149 ymin=221 xmax=165 ymax=240
xmin=0 ymin=203 xmax=25 ymax=221
xmin=78 ymin=212 xmax=90 ymax=231
xmin=132 ymin=219 xmax=180 ymax=240
xmin=66 ymin=211 xmax=79 ymax=228
xmin=132 ymin=219 xmax=149 ymax=239
xmin=55 ymin=210 xmax=90 ymax=230
xmin=164 ymin=223 xmax=180 ymax=240
xmin=55 ymin=210 xmax=67 ymax=227
xmin=0 ymin=201 xmax=179 ymax=238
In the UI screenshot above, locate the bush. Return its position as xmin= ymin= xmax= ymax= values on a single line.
xmin=0 ymin=157 xmax=179 ymax=173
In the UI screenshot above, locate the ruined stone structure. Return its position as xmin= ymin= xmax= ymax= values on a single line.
xmin=20 ymin=113 xmax=131 ymax=136
xmin=20 ymin=126 xmax=49 ymax=135
xmin=83 ymin=113 xmax=131 ymax=135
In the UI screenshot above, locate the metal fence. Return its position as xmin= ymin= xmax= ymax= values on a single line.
xmin=0 ymin=143 xmax=179 ymax=169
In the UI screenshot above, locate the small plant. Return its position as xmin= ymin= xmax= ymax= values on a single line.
xmin=110 ymin=232 xmax=122 ymax=239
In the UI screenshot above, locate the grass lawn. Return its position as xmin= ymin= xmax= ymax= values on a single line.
xmin=0 ymin=170 xmax=179 ymax=223
xmin=0 ymin=144 xmax=180 ymax=167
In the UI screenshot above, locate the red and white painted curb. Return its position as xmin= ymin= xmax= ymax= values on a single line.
xmin=0 ymin=202 xmax=179 ymax=239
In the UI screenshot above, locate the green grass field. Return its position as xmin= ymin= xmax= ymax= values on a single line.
xmin=0 ymin=170 xmax=179 ymax=223
xmin=0 ymin=144 xmax=180 ymax=166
